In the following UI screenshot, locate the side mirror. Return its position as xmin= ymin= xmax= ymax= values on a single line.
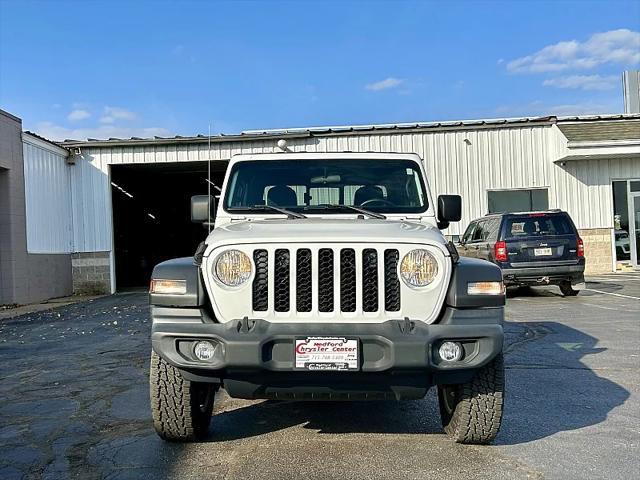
xmin=437 ymin=194 xmax=462 ymax=230
xmin=191 ymin=195 xmax=216 ymax=223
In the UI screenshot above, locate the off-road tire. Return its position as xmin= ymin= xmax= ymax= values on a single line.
xmin=150 ymin=350 xmax=215 ymax=442
xmin=437 ymin=353 xmax=505 ymax=445
xmin=560 ymin=282 xmax=580 ymax=297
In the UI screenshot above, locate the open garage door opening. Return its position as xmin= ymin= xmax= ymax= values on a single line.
xmin=111 ymin=161 xmax=228 ymax=289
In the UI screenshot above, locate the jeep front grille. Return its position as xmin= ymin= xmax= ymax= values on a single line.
xmin=251 ymin=247 xmax=401 ymax=314
xmin=295 ymin=249 xmax=312 ymax=312
xmin=274 ymin=249 xmax=290 ymax=312
xmin=384 ymin=249 xmax=401 ymax=311
xmin=318 ymin=248 xmax=335 ymax=312
xmin=252 ymin=249 xmax=269 ymax=311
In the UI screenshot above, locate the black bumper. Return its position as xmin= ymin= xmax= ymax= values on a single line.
xmin=501 ymin=263 xmax=585 ymax=286
xmin=151 ymin=306 xmax=504 ymax=400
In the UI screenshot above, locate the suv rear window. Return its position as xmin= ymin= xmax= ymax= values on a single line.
xmin=504 ymin=214 xmax=575 ymax=239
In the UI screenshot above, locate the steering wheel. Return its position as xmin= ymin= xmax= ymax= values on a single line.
xmin=360 ymin=198 xmax=396 ymax=207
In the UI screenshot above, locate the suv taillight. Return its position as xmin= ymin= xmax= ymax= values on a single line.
xmin=577 ymin=237 xmax=584 ymax=257
xmin=494 ymin=241 xmax=508 ymax=262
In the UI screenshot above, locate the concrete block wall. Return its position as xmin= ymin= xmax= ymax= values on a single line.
xmin=579 ymin=228 xmax=614 ymax=275
xmin=71 ymin=252 xmax=111 ymax=295
xmin=1 ymin=109 xmax=73 ymax=305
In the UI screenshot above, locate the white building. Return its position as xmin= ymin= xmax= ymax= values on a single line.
xmin=2 ymin=109 xmax=639 ymax=303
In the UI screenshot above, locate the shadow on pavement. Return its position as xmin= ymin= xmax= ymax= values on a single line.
xmin=205 ymin=319 xmax=628 ymax=446
xmin=210 ymin=395 xmax=442 ymax=441
xmin=498 ymin=320 xmax=629 ymax=445
xmin=584 ymin=280 xmax=626 ymax=293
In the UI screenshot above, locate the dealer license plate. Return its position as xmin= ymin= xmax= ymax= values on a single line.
xmin=534 ymin=247 xmax=553 ymax=256
xmin=294 ymin=337 xmax=359 ymax=371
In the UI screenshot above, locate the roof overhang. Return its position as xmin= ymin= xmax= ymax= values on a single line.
xmin=556 ymin=139 xmax=640 ymax=162
xmin=554 ymin=117 xmax=640 ymax=162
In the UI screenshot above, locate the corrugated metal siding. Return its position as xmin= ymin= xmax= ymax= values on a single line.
xmin=23 ymin=142 xmax=73 ymax=253
xmin=556 ymin=156 xmax=640 ymax=230
xmin=71 ymin=124 xmax=640 ymax=252
xmin=70 ymin=151 xmax=112 ymax=252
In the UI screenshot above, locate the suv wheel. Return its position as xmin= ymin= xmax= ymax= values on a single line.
xmin=437 ymin=353 xmax=504 ymax=444
xmin=150 ymin=350 xmax=216 ymax=442
xmin=560 ymin=282 xmax=580 ymax=297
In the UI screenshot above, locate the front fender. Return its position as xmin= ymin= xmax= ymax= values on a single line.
xmin=150 ymin=257 xmax=206 ymax=307
xmin=446 ymin=257 xmax=505 ymax=308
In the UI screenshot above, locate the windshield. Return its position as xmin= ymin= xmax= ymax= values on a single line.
xmin=224 ymin=159 xmax=428 ymax=214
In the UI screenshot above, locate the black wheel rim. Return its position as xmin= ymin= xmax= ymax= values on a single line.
xmin=442 ymin=386 xmax=458 ymax=414
xmin=196 ymin=385 xmax=214 ymax=414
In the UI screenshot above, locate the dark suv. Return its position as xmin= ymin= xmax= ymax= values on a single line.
xmin=457 ymin=210 xmax=585 ymax=296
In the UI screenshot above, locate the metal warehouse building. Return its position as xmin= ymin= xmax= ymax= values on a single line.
xmin=1 ymin=108 xmax=639 ymax=305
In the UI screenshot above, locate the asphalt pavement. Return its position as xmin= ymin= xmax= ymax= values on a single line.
xmin=1 ymin=273 xmax=639 ymax=479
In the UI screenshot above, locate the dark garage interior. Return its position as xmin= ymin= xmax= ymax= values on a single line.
xmin=111 ymin=161 xmax=228 ymax=289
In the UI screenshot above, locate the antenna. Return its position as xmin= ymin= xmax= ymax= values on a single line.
xmin=208 ymin=123 xmax=212 ymax=234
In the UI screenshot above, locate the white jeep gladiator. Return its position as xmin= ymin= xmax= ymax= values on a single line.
xmin=149 ymin=152 xmax=505 ymax=444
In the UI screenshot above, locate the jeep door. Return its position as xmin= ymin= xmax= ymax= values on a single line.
xmin=464 ymin=220 xmax=489 ymax=258
xmin=458 ymin=221 xmax=478 ymax=257
xmin=477 ymin=217 xmax=501 ymax=262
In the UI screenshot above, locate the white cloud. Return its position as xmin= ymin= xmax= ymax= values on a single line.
xmin=100 ymin=106 xmax=137 ymax=123
xmin=507 ymin=29 xmax=640 ymax=73
xmin=365 ymin=77 xmax=404 ymax=91
xmin=67 ymin=109 xmax=91 ymax=122
xmin=542 ymin=74 xmax=618 ymax=91
xmin=546 ymin=102 xmax=619 ymax=116
xmin=495 ymin=99 xmax=620 ymax=117
xmin=33 ymin=122 xmax=172 ymax=142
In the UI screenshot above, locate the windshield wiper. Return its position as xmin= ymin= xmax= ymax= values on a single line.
xmin=305 ymin=204 xmax=386 ymax=220
xmin=243 ymin=204 xmax=307 ymax=219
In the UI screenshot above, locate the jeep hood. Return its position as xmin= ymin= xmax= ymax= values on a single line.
xmin=203 ymin=218 xmax=448 ymax=254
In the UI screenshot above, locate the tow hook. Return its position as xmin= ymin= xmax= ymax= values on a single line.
xmin=399 ymin=317 xmax=416 ymax=335
xmin=537 ymin=276 xmax=550 ymax=284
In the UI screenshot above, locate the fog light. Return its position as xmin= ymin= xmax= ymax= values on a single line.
xmin=439 ymin=341 xmax=463 ymax=362
xmin=193 ymin=341 xmax=217 ymax=361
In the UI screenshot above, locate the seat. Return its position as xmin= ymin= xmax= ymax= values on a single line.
xmin=523 ymin=220 xmax=537 ymax=235
xmin=266 ymin=185 xmax=297 ymax=207
xmin=353 ymin=185 xmax=384 ymax=206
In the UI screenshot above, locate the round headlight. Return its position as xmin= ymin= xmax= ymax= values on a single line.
xmin=400 ymin=249 xmax=438 ymax=288
xmin=213 ymin=250 xmax=252 ymax=287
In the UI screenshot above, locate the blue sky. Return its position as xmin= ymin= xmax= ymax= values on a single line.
xmin=1 ymin=0 xmax=638 ymax=140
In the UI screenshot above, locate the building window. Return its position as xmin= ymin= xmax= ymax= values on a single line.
xmin=612 ymin=180 xmax=631 ymax=263
xmin=487 ymin=188 xmax=549 ymax=214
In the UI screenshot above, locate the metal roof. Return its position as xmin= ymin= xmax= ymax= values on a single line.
xmin=23 ymin=131 xmax=70 ymax=154
xmin=57 ymin=113 xmax=640 ymax=148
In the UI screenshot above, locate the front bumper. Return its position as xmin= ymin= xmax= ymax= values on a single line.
xmin=151 ymin=306 xmax=503 ymax=399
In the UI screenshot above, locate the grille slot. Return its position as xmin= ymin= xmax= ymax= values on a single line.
xmin=296 ymin=249 xmax=312 ymax=312
xmin=252 ymin=249 xmax=268 ymax=311
xmin=318 ymin=249 xmax=335 ymax=312
xmin=274 ymin=249 xmax=290 ymax=312
xmin=340 ymin=249 xmax=357 ymax=312
xmin=362 ymin=249 xmax=379 ymax=312
xmin=384 ymin=249 xmax=401 ymax=311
